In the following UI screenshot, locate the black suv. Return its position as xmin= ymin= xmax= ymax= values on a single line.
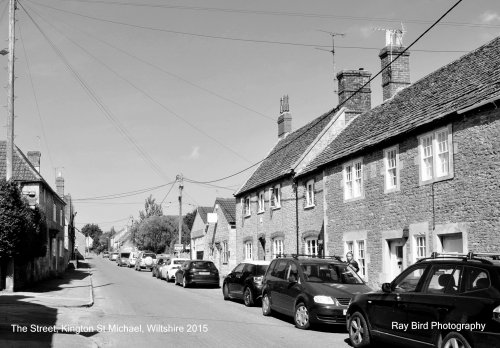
xmin=261 ymin=255 xmax=372 ymax=329
xmin=346 ymin=252 xmax=500 ymax=348
xmin=223 ymin=261 xmax=270 ymax=306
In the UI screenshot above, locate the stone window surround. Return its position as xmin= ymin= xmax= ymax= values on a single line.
xmin=432 ymin=222 xmax=468 ymax=254
xmin=418 ymin=124 xmax=454 ymax=186
xmin=343 ymin=230 xmax=368 ymax=281
xmin=343 ymin=157 xmax=364 ymax=202
xmin=270 ymin=184 xmax=281 ymax=209
xmin=257 ymin=190 xmax=265 ymax=214
xmin=383 ymin=145 xmax=401 ymax=194
xmin=305 ymin=179 xmax=315 ymax=208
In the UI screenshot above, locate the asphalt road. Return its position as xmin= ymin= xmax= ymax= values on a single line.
xmin=78 ymin=255 xmax=354 ymax=348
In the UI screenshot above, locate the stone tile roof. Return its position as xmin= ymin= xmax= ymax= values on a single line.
xmin=0 ymin=141 xmax=66 ymax=204
xmin=216 ymin=197 xmax=236 ymax=224
xmin=197 ymin=206 xmax=213 ymax=224
xmin=235 ymin=109 xmax=336 ymax=196
xmin=301 ymin=36 xmax=500 ymax=175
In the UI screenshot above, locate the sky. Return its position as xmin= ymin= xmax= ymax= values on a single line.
xmin=0 ymin=0 xmax=498 ymax=232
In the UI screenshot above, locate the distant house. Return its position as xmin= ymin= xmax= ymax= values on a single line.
xmin=205 ymin=198 xmax=237 ymax=276
xmin=190 ymin=206 xmax=212 ymax=260
xmin=0 ymin=144 xmax=68 ymax=290
xmin=296 ymin=37 xmax=500 ymax=287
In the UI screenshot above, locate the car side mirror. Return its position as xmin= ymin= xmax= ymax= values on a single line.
xmin=382 ymin=283 xmax=392 ymax=293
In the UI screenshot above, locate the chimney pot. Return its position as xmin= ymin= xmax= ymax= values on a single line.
xmin=27 ymin=151 xmax=41 ymax=173
xmin=277 ymin=95 xmax=292 ymax=139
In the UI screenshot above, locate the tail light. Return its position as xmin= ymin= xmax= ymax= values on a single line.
xmin=494 ymin=305 xmax=500 ymax=323
xmin=253 ymin=276 xmax=263 ymax=286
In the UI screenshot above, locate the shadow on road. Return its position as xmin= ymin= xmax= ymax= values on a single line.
xmin=0 ymin=295 xmax=57 ymax=347
xmin=21 ymin=261 xmax=91 ymax=293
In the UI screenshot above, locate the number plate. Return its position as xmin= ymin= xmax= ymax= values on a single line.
xmin=343 ymin=309 xmax=347 ymax=315
xmin=199 ymin=271 xmax=210 ymax=275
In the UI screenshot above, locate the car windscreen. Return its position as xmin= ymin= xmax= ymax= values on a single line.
xmin=302 ymin=263 xmax=364 ymax=284
xmin=191 ymin=261 xmax=216 ymax=270
xmin=120 ymin=253 xmax=130 ymax=258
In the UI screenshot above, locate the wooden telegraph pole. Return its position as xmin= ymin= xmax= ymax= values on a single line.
xmin=177 ymin=174 xmax=183 ymax=256
xmin=6 ymin=0 xmax=16 ymax=181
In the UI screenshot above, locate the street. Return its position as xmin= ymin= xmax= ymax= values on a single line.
xmin=76 ymin=256 xmax=353 ymax=347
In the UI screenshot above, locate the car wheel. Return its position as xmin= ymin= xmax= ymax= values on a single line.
xmin=262 ymin=293 xmax=272 ymax=316
xmin=182 ymin=277 xmax=188 ymax=288
xmin=243 ymin=287 xmax=254 ymax=307
xmin=441 ymin=332 xmax=471 ymax=348
xmin=294 ymin=303 xmax=310 ymax=330
xmin=348 ymin=311 xmax=371 ymax=348
xmin=223 ymin=284 xmax=229 ymax=300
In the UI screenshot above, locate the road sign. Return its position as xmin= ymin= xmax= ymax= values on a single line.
xmin=174 ymin=244 xmax=183 ymax=251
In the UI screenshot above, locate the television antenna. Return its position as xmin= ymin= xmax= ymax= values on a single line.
xmin=373 ymin=22 xmax=406 ymax=48
xmin=315 ymin=30 xmax=345 ymax=96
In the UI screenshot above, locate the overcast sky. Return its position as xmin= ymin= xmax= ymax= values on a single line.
xmin=0 ymin=0 xmax=498 ymax=232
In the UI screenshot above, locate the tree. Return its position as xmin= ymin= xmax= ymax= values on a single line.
xmin=134 ymin=216 xmax=176 ymax=253
xmin=139 ymin=195 xmax=163 ymax=222
xmin=183 ymin=209 xmax=197 ymax=232
xmin=81 ymin=223 xmax=103 ymax=251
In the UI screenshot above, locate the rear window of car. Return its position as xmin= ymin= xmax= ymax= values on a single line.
xmin=191 ymin=261 xmax=216 ymax=269
xmin=173 ymin=260 xmax=185 ymax=265
xmin=247 ymin=264 xmax=268 ymax=275
xmin=301 ymin=263 xmax=365 ymax=284
xmin=120 ymin=253 xmax=130 ymax=258
xmin=143 ymin=253 xmax=156 ymax=258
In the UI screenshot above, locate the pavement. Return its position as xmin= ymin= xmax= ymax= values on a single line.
xmin=0 ymin=260 xmax=98 ymax=348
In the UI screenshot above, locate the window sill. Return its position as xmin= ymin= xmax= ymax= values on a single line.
xmin=343 ymin=195 xmax=364 ymax=203
xmin=304 ymin=204 xmax=315 ymax=210
xmin=244 ymin=214 xmax=251 ymax=218
xmin=384 ymin=187 xmax=400 ymax=194
xmin=257 ymin=210 xmax=265 ymax=215
xmin=271 ymin=206 xmax=281 ymax=211
xmin=419 ymin=173 xmax=454 ymax=186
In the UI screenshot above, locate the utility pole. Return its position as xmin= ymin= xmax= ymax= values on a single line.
xmin=177 ymin=174 xmax=183 ymax=256
xmin=6 ymin=0 xmax=16 ymax=181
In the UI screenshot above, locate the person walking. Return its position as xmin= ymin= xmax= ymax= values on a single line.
xmin=346 ymin=252 xmax=360 ymax=273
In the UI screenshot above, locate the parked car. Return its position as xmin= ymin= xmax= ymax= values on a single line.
xmin=109 ymin=252 xmax=119 ymax=261
xmin=102 ymin=251 xmax=109 ymax=258
xmin=127 ymin=251 xmax=139 ymax=268
xmin=346 ymin=252 xmax=500 ymax=348
xmin=223 ymin=260 xmax=270 ymax=306
xmin=261 ymin=255 xmax=372 ymax=330
xmin=152 ymin=255 xmax=170 ymax=278
xmin=159 ymin=258 xmax=190 ymax=281
xmin=174 ymin=260 xmax=219 ymax=288
xmin=116 ymin=252 xmax=130 ymax=267
xmin=135 ymin=251 xmax=156 ymax=271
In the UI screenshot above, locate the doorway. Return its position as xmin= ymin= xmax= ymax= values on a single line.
xmin=388 ymin=239 xmax=405 ymax=280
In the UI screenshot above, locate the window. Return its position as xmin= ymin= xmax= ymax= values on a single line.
xmin=60 ymin=209 xmax=63 ymax=226
xmin=415 ymin=236 xmax=426 ymax=261
xmin=384 ymin=146 xmax=400 ymax=192
xmin=273 ymin=238 xmax=284 ymax=258
xmin=345 ymin=241 xmax=354 ymax=255
xmin=53 ymin=203 xmax=57 ymax=222
xmin=244 ymin=196 xmax=251 ymax=216
xmin=271 ymin=260 xmax=288 ymax=280
xmin=344 ymin=159 xmax=363 ymax=200
xmin=393 ymin=264 xmax=428 ymax=293
xmin=424 ymin=265 xmax=461 ymax=294
xmin=305 ymin=238 xmax=318 ymax=257
xmin=258 ymin=191 xmax=265 ymax=213
xmin=464 ymin=267 xmax=490 ymax=292
xmin=244 ymin=242 xmax=253 ymax=260
xmin=222 ymin=241 xmax=228 ymax=264
xmin=419 ymin=125 xmax=453 ymax=183
xmin=270 ymin=185 xmax=281 ymax=209
xmin=357 ymin=240 xmax=366 ymax=278
xmin=305 ymin=180 xmax=315 ymax=207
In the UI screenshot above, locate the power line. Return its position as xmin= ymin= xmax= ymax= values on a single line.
xmin=18 ymin=21 xmax=56 ymax=173
xmin=50 ymin=0 xmax=499 ymax=29
xmin=26 ymin=1 xmax=469 ymax=53
xmin=185 ymin=0 xmax=465 ymax=185
xmin=24 ymin=3 xmax=251 ymax=164
xmin=20 ymin=2 xmax=172 ymax=182
xmin=160 ymin=180 xmax=176 ymax=205
xmin=72 ymin=181 xmax=175 ymax=201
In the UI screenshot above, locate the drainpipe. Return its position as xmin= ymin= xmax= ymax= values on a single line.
xmin=294 ymin=178 xmax=299 ymax=256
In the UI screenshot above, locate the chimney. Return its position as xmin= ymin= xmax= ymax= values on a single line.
xmin=337 ymin=68 xmax=372 ymax=123
xmin=277 ymin=95 xmax=292 ymax=139
xmin=27 ymin=151 xmax=41 ymax=172
xmin=56 ymin=173 xmax=64 ymax=197
xmin=379 ymin=45 xmax=410 ymax=101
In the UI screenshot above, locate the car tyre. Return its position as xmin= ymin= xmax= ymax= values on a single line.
xmin=262 ymin=293 xmax=272 ymax=316
xmin=223 ymin=284 xmax=229 ymax=300
xmin=348 ymin=311 xmax=371 ymax=348
xmin=441 ymin=332 xmax=471 ymax=348
xmin=294 ymin=303 xmax=310 ymax=330
xmin=243 ymin=287 xmax=254 ymax=307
